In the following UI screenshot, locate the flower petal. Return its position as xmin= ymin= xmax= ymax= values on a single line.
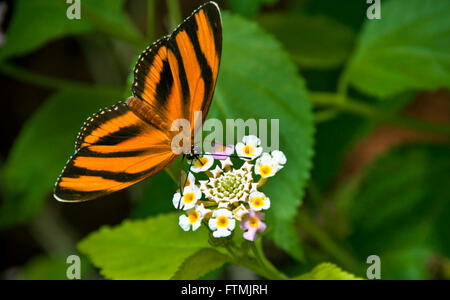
xmin=179 ymin=215 xmax=191 ymax=231
xmin=172 ymin=193 xmax=182 ymax=209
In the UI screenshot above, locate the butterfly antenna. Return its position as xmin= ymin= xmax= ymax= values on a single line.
xmin=178 ymin=154 xmax=185 ymax=191
xmin=196 ymin=156 xmax=205 ymax=166
xmin=194 ymin=140 xmax=250 ymax=160
xmin=197 ymin=152 xmax=250 ymax=160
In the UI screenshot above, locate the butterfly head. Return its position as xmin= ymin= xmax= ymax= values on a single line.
xmin=185 ymin=152 xmax=200 ymax=161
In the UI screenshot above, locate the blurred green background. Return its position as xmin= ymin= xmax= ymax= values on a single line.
xmin=0 ymin=0 xmax=449 ymax=280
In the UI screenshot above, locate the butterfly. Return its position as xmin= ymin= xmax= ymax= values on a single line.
xmin=54 ymin=2 xmax=222 ymax=202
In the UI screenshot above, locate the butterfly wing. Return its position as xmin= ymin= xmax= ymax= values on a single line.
xmin=167 ymin=2 xmax=222 ymax=135
xmin=54 ymin=102 xmax=176 ymax=201
xmin=54 ymin=2 xmax=222 ymax=202
xmin=131 ymin=2 xmax=222 ymax=137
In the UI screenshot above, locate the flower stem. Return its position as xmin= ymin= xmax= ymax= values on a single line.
xmin=257 ymin=177 xmax=268 ymax=188
xmin=223 ymin=239 xmax=288 ymax=279
xmin=251 ymin=240 xmax=289 ymax=280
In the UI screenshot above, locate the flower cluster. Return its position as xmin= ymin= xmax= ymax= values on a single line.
xmin=173 ymin=135 xmax=286 ymax=242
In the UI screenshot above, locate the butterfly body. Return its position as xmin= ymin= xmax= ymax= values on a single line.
xmin=54 ymin=2 xmax=222 ymax=202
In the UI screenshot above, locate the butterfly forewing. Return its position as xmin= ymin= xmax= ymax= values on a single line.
xmin=167 ymin=2 xmax=222 ymax=132
xmin=54 ymin=2 xmax=222 ymax=202
xmin=132 ymin=1 xmax=222 ymax=134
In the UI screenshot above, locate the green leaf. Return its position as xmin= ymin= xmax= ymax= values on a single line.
xmin=0 ymin=88 xmax=123 ymax=228
xmin=258 ymin=13 xmax=356 ymax=69
xmin=211 ymin=13 xmax=314 ymax=261
xmin=295 ymin=263 xmax=361 ymax=280
xmin=18 ymin=256 xmax=69 ymax=280
xmin=346 ymin=0 xmax=450 ymax=98
xmin=0 ymin=0 xmax=91 ymax=61
xmin=226 ymin=0 xmax=278 ymax=18
xmin=171 ymin=248 xmax=230 ymax=280
xmin=347 ymin=144 xmax=450 ymax=279
xmin=18 ymin=255 xmax=91 ymax=280
xmin=300 ymin=0 xmax=367 ymax=30
xmin=78 ymin=213 xmax=219 ymax=280
xmin=130 ymin=171 xmax=176 ymax=219
xmin=0 ymin=0 xmax=142 ymax=61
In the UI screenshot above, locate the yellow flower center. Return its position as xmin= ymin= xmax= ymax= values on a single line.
xmin=195 ymin=157 xmax=209 ymax=168
xmin=184 ymin=178 xmax=191 ymax=187
xmin=251 ymin=197 xmax=265 ymax=208
xmin=183 ymin=192 xmax=195 ymax=204
xmin=249 ymin=217 xmax=259 ymax=228
xmin=188 ymin=211 xmax=199 ymax=224
xmin=244 ymin=145 xmax=255 ymax=156
xmin=217 ymin=216 xmax=229 ymax=228
xmin=260 ymin=165 xmax=272 ymax=177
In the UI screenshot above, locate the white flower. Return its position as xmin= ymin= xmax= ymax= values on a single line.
xmin=196 ymin=203 xmax=211 ymax=217
xmin=179 ymin=204 xmax=211 ymax=231
xmin=220 ymin=157 xmax=233 ymax=169
xmin=236 ymin=135 xmax=263 ymax=161
xmin=271 ymin=150 xmax=287 ymax=166
xmin=255 ymin=153 xmax=276 ymax=178
xmin=208 ymin=209 xmax=236 ymax=238
xmin=210 ymin=165 xmax=222 ymax=178
xmin=172 ymin=185 xmax=202 ymax=210
xmin=190 ymin=154 xmax=214 ymax=173
xmin=248 ymin=191 xmax=270 ymax=211
xmin=204 ymin=165 xmax=253 ymax=203
xmin=255 ymin=151 xmax=286 ymax=178
xmin=232 ymin=204 xmax=248 ymax=221
xmin=179 ymin=171 xmax=196 ymax=189
xmin=173 ymin=136 xmax=286 ymax=242
xmin=218 ymin=202 xmax=229 ymax=208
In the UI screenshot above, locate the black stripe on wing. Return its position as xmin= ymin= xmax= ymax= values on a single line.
xmin=132 ymin=36 xmax=168 ymax=103
xmin=75 ymin=102 xmax=136 ymax=150
xmin=168 ymin=1 xmax=222 ymax=116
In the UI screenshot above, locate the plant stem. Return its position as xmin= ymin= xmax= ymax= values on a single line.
xmin=82 ymin=8 xmax=146 ymax=49
xmin=30 ymin=204 xmax=78 ymax=255
xmin=311 ymin=92 xmax=450 ymax=135
xmin=297 ymin=209 xmax=362 ymax=273
xmin=251 ymin=240 xmax=289 ymax=280
xmin=224 ymin=238 xmax=288 ymax=280
xmin=147 ymin=0 xmax=156 ymax=42
xmin=166 ymin=0 xmax=182 ymax=30
xmin=314 ymin=108 xmax=340 ymax=123
xmin=0 ymin=63 xmax=124 ymax=94
xmin=337 ymin=64 xmax=351 ymax=97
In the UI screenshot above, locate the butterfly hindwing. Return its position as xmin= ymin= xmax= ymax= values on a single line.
xmin=54 ymin=102 xmax=176 ymax=201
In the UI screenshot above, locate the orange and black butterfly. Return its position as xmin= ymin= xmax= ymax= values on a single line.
xmin=53 ymin=2 xmax=222 ymax=202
